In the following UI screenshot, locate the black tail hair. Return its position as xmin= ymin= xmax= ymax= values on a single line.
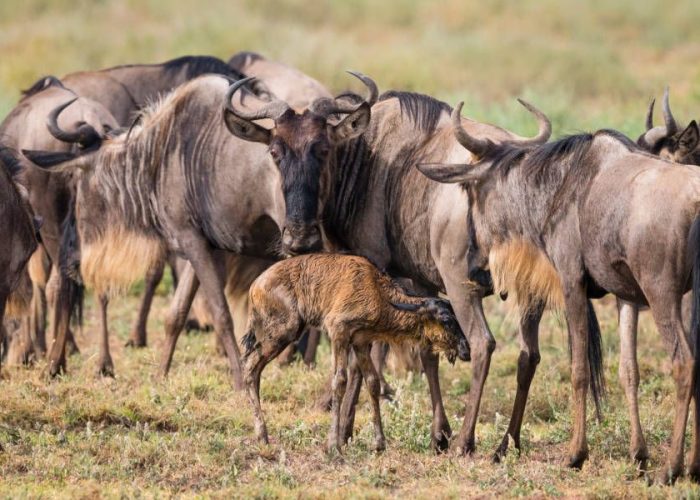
xmin=21 ymin=76 xmax=63 ymax=99
xmin=242 ymin=329 xmax=257 ymax=358
xmin=689 ymin=216 xmax=700 ymax=407
xmin=59 ymin=200 xmax=83 ymax=331
xmin=587 ymin=299 xmax=606 ymax=422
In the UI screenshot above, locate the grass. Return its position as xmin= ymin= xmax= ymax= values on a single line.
xmin=3 ymin=0 xmax=700 ymax=497
xmin=2 ymin=290 xmax=700 ymax=498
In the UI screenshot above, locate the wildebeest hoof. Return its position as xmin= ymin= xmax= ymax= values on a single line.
xmin=431 ymin=429 xmax=452 ymax=454
xmin=655 ymin=466 xmax=681 ymax=486
xmin=380 ymin=382 xmax=395 ymax=401
xmin=97 ymin=360 xmax=115 ymax=378
xmin=566 ymin=452 xmax=588 ymax=469
xmin=374 ymin=438 xmax=386 ymax=453
xmin=688 ymin=462 xmax=700 ymax=483
xmin=124 ymin=337 xmax=147 ymax=348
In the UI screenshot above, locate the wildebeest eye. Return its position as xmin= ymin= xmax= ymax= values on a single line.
xmin=268 ymin=144 xmax=283 ymax=162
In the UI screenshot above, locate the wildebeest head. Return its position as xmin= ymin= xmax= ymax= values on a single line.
xmin=391 ymin=298 xmax=470 ymax=363
xmin=223 ymin=72 xmax=377 ymax=256
xmin=637 ymin=87 xmax=700 ymax=165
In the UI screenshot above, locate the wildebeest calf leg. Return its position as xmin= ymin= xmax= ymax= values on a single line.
xmin=126 ymin=258 xmax=165 ymax=348
xmin=160 ymin=262 xmax=199 ymax=377
xmin=30 ymin=281 xmax=47 ymax=356
xmin=421 ymin=348 xmax=451 ymax=452
xmin=96 ymin=294 xmax=114 ymax=377
xmin=617 ymin=299 xmax=648 ymax=467
xmin=646 ymin=293 xmax=693 ymax=484
xmin=494 ymin=302 xmax=544 ymax=462
xmin=356 ymin=343 xmax=386 ymax=451
xmin=183 ymin=242 xmax=244 ymax=390
xmin=339 ymin=350 xmax=363 ymax=444
xmin=328 ymin=336 xmax=350 ymax=452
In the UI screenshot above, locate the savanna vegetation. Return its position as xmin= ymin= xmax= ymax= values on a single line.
xmin=2 ymin=0 xmax=700 ymax=497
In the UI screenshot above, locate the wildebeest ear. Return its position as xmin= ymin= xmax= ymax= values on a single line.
xmin=678 ymin=120 xmax=700 ymax=155
xmin=330 ymin=102 xmax=370 ymax=143
xmin=223 ymin=108 xmax=271 ymax=144
xmin=416 ymin=163 xmax=485 ymax=184
xmin=390 ymin=302 xmax=422 ymax=313
xmin=21 ymin=149 xmax=81 ymax=169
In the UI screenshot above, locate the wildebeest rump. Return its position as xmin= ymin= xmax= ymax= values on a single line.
xmin=26 ymin=72 xmax=375 ymax=389
xmin=418 ymin=106 xmax=700 ymax=483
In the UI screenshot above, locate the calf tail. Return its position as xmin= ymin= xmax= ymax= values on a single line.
xmin=241 ymin=327 xmax=257 ymax=359
xmin=689 ymin=216 xmax=700 ymax=405
xmin=587 ymin=299 xmax=606 ymax=422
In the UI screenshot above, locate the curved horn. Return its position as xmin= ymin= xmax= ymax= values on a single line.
xmin=510 ymin=99 xmax=552 ymax=146
xmin=224 ymin=77 xmax=290 ymax=121
xmin=452 ymin=102 xmax=492 ymax=157
xmin=662 ymin=86 xmax=678 ymax=136
xmin=47 ymin=98 xmax=102 ymax=148
xmin=310 ymin=71 xmax=379 ymax=117
xmin=645 ymin=97 xmax=655 ymax=131
xmin=346 ymin=70 xmax=378 ymax=106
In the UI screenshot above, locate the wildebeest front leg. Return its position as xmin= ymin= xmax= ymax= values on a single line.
xmin=160 ymin=262 xmax=199 ymax=377
xmin=617 ymin=299 xmax=648 ymax=467
xmin=303 ymin=328 xmax=321 ymax=367
xmin=126 ymin=258 xmax=165 ymax=348
xmin=420 ymin=348 xmax=451 ymax=452
xmin=96 ymin=294 xmax=114 ymax=377
xmin=356 ymin=343 xmax=386 ymax=451
xmin=183 ymin=242 xmax=244 ymax=389
xmin=494 ymin=302 xmax=544 ymax=462
xmin=46 ymin=272 xmax=76 ymax=377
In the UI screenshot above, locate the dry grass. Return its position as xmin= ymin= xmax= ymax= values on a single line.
xmin=3 ymin=1 xmax=700 ymax=497
xmin=1 ymin=285 xmax=699 ymax=498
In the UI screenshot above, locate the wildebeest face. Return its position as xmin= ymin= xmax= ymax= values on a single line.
xmin=223 ymin=73 xmax=376 ymax=256
xmin=637 ymin=88 xmax=700 ymax=166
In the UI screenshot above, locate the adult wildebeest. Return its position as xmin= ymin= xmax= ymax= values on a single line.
xmin=26 ymin=72 xmax=376 ymax=389
xmin=260 ymin=89 xmax=550 ymax=452
xmin=607 ymin=87 xmax=700 ymax=468
xmin=229 ymin=51 xmax=332 ymax=111
xmin=419 ymin=102 xmax=700 ymax=483
xmin=0 ymin=147 xmax=40 ymax=374
xmin=6 ymin=56 xmax=256 ymax=376
xmin=0 ymin=80 xmax=118 ymax=375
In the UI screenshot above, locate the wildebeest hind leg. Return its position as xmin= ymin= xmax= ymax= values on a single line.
xmin=356 ymin=343 xmax=386 ymax=451
xmin=339 ymin=349 xmax=362 ymax=444
xmin=617 ymin=300 xmax=648 ymax=468
xmin=96 ymin=294 xmax=114 ymax=377
xmin=494 ymin=302 xmax=543 ymax=462
xmin=47 ymin=273 xmax=76 ymax=377
xmin=127 ymin=258 xmax=165 ymax=348
xmin=160 ymin=262 xmax=199 ymax=377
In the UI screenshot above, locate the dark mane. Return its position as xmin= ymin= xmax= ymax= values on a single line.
xmin=379 ymin=91 xmax=451 ymax=134
xmin=162 ymin=55 xmax=245 ymax=81
xmin=228 ymin=51 xmax=264 ymax=71
xmin=21 ymin=76 xmax=63 ymax=100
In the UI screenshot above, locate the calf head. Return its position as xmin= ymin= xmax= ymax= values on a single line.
xmin=638 ymin=87 xmax=700 ymax=165
xmin=223 ymin=72 xmax=377 ymax=256
xmin=392 ymin=298 xmax=470 ymax=363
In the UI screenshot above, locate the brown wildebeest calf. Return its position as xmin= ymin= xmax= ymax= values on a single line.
xmin=241 ymin=253 xmax=470 ymax=452
xmin=419 ymin=101 xmax=700 ymax=483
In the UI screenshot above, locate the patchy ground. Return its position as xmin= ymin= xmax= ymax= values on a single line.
xmin=1 ymin=281 xmax=699 ymax=498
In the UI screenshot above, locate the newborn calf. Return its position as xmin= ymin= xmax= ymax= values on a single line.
xmin=241 ymin=253 xmax=470 ymax=452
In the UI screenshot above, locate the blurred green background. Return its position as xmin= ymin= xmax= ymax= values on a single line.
xmin=1 ymin=0 xmax=699 ymax=138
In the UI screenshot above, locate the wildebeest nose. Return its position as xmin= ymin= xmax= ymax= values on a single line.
xmin=282 ymin=225 xmax=322 ymax=255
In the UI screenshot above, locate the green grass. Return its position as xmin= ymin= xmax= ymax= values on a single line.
xmin=3 ymin=0 xmax=700 ymax=497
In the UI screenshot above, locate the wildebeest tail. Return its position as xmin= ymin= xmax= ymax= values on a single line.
xmin=587 ymin=299 xmax=605 ymax=422
xmin=689 ymin=216 xmax=700 ymax=404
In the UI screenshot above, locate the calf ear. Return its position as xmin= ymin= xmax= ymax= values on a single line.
xmin=223 ymin=108 xmax=271 ymax=144
xmin=330 ymin=102 xmax=370 ymax=143
xmin=678 ymin=120 xmax=700 ymax=156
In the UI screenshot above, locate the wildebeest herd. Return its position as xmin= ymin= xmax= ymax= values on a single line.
xmin=1 ymin=51 xmax=700 ymax=485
